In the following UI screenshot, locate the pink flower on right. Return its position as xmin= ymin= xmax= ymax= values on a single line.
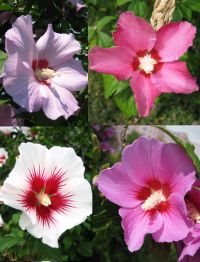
xmin=95 ymin=137 xmax=196 ymax=252
xmin=178 ymin=180 xmax=200 ymax=262
xmin=89 ymin=12 xmax=199 ymax=117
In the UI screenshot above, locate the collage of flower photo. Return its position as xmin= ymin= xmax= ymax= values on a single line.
xmin=1 ymin=0 xmax=200 ymax=262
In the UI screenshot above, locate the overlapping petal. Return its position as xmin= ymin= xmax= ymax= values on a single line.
xmin=154 ymin=22 xmax=196 ymax=62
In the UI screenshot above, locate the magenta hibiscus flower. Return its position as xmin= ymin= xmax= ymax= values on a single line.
xmin=89 ymin=12 xmax=199 ymax=117
xmin=96 ymin=137 xmax=196 ymax=252
xmin=178 ymin=180 xmax=200 ymax=261
xmin=3 ymin=15 xmax=87 ymax=120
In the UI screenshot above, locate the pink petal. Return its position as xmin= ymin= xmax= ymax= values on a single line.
xmin=5 ymin=15 xmax=37 ymax=63
xmin=52 ymin=59 xmax=88 ymax=91
xmin=119 ymin=206 xmax=162 ymax=252
xmin=130 ymin=72 xmax=160 ymax=117
xmin=113 ymin=12 xmax=156 ymax=53
xmin=122 ymin=137 xmax=165 ymax=186
xmin=42 ymin=85 xmax=79 ymax=120
xmin=89 ymin=46 xmax=133 ymax=81
xmin=152 ymin=61 xmax=198 ymax=94
xmin=179 ymin=245 xmax=200 ymax=262
xmin=36 ymin=24 xmax=81 ymax=68
xmin=96 ymin=162 xmax=141 ymax=208
xmin=153 ymin=194 xmax=192 ymax=242
xmin=3 ymin=53 xmax=42 ymax=112
xmin=154 ymin=22 xmax=196 ymax=62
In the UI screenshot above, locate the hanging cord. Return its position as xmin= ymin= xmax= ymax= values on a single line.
xmin=120 ymin=124 xmax=129 ymax=148
xmin=150 ymin=0 xmax=176 ymax=30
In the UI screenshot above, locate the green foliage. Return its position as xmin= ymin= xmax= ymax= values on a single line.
xmin=156 ymin=126 xmax=200 ymax=176
xmin=89 ymin=0 xmax=200 ymax=124
xmin=0 ymin=50 xmax=7 ymax=74
xmin=0 ymin=125 xmax=93 ymax=261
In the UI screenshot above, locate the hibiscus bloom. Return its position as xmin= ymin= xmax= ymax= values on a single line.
xmin=68 ymin=0 xmax=85 ymax=11
xmin=3 ymin=15 xmax=87 ymax=120
xmin=95 ymin=137 xmax=196 ymax=252
xmin=0 ymin=148 xmax=8 ymax=167
xmin=0 ymin=142 xmax=92 ymax=247
xmin=89 ymin=12 xmax=199 ymax=117
xmin=178 ymin=180 xmax=200 ymax=261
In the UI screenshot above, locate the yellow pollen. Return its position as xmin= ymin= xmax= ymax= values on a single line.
xmin=186 ymin=200 xmax=200 ymax=223
xmin=139 ymin=54 xmax=157 ymax=74
xmin=37 ymin=192 xmax=51 ymax=207
xmin=35 ymin=68 xmax=56 ymax=80
xmin=141 ymin=189 xmax=166 ymax=211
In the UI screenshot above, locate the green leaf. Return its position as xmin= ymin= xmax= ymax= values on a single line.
xmin=0 ymin=236 xmax=24 ymax=252
xmin=103 ymin=74 xmax=129 ymax=98
xmin=96 ymin=16 xmax=115 ymax=31
xmin=97 ymin=31 xmax=113 ymax=47
xmin=128 ymin=0 xmax=148 ymax=17
xmin=116 ymin=0 xmax=132 ymax=6
xmin=0 ymin=50 xmax=7 ymax=74
xmin=114 ymin=87 xmax=137 ymax=119
xmin=172 ymin=6 xmax=182 ymax=21
xmin=182 ymin=0 xmax=200 ymax=12
xmin=155 ymin=126 xmax=200 ymax=175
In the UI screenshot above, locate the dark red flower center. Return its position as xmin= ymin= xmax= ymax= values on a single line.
xmin=32 ymin=59 xmax=56 ymax=85
xmin=19 ymin=167 xmax=74 ymax=226
xmin=0 ymin=155 xmax=6 ymax=163
xmin=136 ymin=179 xmax=170 ymax=213
xmin=132 ymin=50 xmax=163 ymax=78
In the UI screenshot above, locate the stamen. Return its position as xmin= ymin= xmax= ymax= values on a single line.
xmin=37 ymin=192 xmax=51 ymax=207
xmin=139 ymin=54 xmax=157 ymax=74
xmin=141 ymin=189 xmax=166 ymax=211
xmin=186 ymin=199 xmax=200 ymax=223
xmin=35 ymin=68 xmax=56 ymax=81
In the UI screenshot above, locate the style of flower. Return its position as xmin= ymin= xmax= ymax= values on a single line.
xmin=178 ymin=180 xmax=200 ymax=261
xmin=95 ymin=137 xmax=196 ymax=252
xmin=68 ymin=0 xmax=85 ymax=11
xmin=89 ymin=12 xmax=199 ymax=117
xmin=0 ymin=142 xmax=92 ymax=247
xmin=3 ymin=15 xmax=87 ymax=120
xmin=0 ymin=148 xmax=8 ymax=167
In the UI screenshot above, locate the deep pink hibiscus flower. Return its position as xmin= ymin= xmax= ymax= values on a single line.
xmin=89 ymin=12 xmax=199 ymax=117
xmin=95 ymin=137 xmax=196 ymax=252
xmin=3 ymin=15 xmax=87 ymax=120
xmin=178 ymin=180 xmax=200 ymax=261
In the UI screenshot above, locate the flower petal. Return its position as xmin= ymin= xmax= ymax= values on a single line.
xmin=36 ymin=24 xmax=80 ymax=68
xmin=3 ymin=53 xmax=43 ymax=112
xmin=5 ymin=15 xmax=37 ymax=62
xmin=113 ymin=11 xmax=156 ymax=53
xmin=119 ymin=206 xmax=162 ymax=252
xmin=89 ymin=46 xmax=133 ymax=81
xmin=96 ymin=162 xmax=141 ymax=208
xmin=42 ymin=85 xmax=79 ymax=120
xmin=153 ymin=194 xmax=192 ymax=242
xmin=152 ymin=61 xmax=198 ymax=94
xmin=154 ymin=22 xmax=196 ymax=62
xmin=130 ymin=72 xmax=160 ymax=117
xmin=52 ymin=59 xmax=88 ymax=91
xmin=44 ymin=146 xmax=85 ymax=179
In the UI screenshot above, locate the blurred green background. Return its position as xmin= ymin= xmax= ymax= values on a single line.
xmin=0 ymin=125 xmax=93 ymax=261
xmin=89 ymin=0 xmax=200 ymax=125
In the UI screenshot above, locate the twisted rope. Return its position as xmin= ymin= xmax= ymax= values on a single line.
xmin=150 ymin=0 xmax=176 ymax=30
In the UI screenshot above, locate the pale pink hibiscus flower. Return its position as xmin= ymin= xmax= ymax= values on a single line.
xmin=95 ymin=137 xmax=196 ymax=252
xmin=0 ymin=148 xmax=8 ymax=167
xmin=89 ymin=12 xmax=199 ymax=117
xmin=3 ymin=15 xmax=87 ymax=120
xmin=0 ymin=143 xmax=92 ymax=247
xmin=68 ymin=0 xmax=85 ymax=11
xmin=178 ymin=180 xmax=200 ymax=261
